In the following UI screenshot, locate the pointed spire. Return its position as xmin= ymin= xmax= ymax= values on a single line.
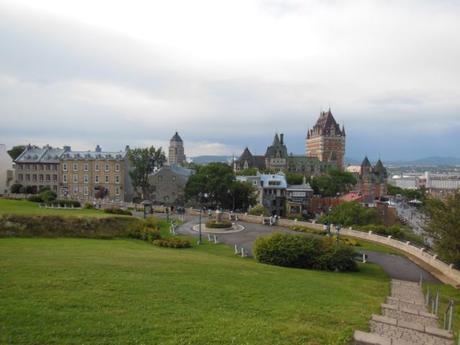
xmin=272 ymin=133 xmax=280 ymax=146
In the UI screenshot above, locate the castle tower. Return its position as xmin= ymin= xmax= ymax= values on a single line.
xmin=306 ymin=108 xmax=346 ymax=169
xmin=168 ymin=132 xmax=186 ymax=166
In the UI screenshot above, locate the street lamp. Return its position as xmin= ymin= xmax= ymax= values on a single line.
xmin=336 ymin=224 xmax=342 ymax=245
xmin=143 ymin=200 xmax=152 ymax=219
xmin=198 ymin=192 xmax=208 ymax=245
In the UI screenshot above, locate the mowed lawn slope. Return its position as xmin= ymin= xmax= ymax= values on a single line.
xmin=0 ymin=238 xmax=389 ymax=345
xmin=0 ymin=199 xmax=115 ymax=217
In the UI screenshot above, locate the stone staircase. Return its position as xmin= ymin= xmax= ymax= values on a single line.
xmin=354 ymin=279 xmax=454 ymax=345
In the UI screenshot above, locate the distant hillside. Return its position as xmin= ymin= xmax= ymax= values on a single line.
xmin=190 ymin=155 xmax=233 ymax=165
xmin=347 ymin=156 xmax=460 ymax=167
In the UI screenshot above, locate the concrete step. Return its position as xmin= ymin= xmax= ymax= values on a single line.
xmin=369 ymin=314 xmax=453 ymax=345
xmin=386 ymin=296 xmax=427 ymax=313
xmin=354 ymin=330 xmax=418 ymax=345
xmin=381 ymin=303 xmax=438 ymax=328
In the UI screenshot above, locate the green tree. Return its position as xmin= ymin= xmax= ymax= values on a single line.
xmin=424 ymin=193 xmax=460 ymax=267
xmin=235 ymin=168 xmax=258 ymax=176
xmin=388 ymin=184 xmax=426 ymax=203
xmin=128 ymin=146 xmax=166 ymax=199
xmin=286 ymin=172 xmax=305 ymax=185
xmin=311 ymin=168 xmax=357 ymax=197
xmin=7 ymin=145 xmax=26 ymax=160
xmin=319 ymin=201 xmax=381 ymax=226
xmin=229 ymin=181 xmax=257 ymax=211
xmin=185 ymin=163 xmax=235 ymax=208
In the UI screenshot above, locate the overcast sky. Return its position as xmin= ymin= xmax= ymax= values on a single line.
xmin=1 ymin=0 xmax=459 ymax=161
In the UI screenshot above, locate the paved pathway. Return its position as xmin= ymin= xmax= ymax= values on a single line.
xmin=177 ymin=217 xmax=440 ymax=283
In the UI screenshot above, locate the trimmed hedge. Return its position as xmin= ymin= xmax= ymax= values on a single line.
xmin=206 ymin=220 xmax=232 ymax=229
xmin=0 ymin=214 xmax=143 ymax=239
xmin=153 ymin=238 xmax=191 ymax=248
xmin=104 ymin=207 xmax=132 ymax=216
xmin=254 ymin=233 xmax=358 ymax=272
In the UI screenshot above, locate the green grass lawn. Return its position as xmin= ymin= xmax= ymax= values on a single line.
xmin=0 ymin=199 xmax=116 ymax=218
xmin=0 ymin=237 xmax=390 ymax=345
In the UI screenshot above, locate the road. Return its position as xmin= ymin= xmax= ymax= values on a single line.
xmin=176 ymin=216 xmax=440 ymax=283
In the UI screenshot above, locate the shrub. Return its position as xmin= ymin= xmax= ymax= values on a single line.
xmin=104 ymin=207 xmax=132 ymax=216
xmin=206 ymin=220 xmax=232 ymax=228
xmin=39 ymin=189 xmax=57 ymax=203
xmin=254 ymin=233 xmax=358 ymax=272
xmin=10 ymin=183 xmax=22 ymax=194
xmin=153 ymin=238 xmax=191 ymax=248
xmin=356 ymin=224 xmax=423 ymax=245
xmin=47 ymin=200 xmax=81 ymax=207
xmin=83 ymin=203 xmax=94 ymax=209
xmin=249 ymin=204 xmax=269 ymax=216
xmin=289 ymin=225 xmax=325 ymax=236
xmin=0 ymin=214 xmax=143 ymax=239
xmin=28 ymin=195 xmax=43 ymax=203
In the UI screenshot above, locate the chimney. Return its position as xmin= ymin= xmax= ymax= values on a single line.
xmin=95 ymin=145 xmax=102 ymax=152
xmin=280 ymin=133 xmax=284 ymax=145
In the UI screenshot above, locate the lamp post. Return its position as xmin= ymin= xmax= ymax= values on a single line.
xmin=336 ymin=224 xmax=341 ymax=245
xmin=197 ymin=192 xmax=208 ymax=245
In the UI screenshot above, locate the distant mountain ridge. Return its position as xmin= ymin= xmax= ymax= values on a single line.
xmin=190 ymin=155 xmax=233 ymax=165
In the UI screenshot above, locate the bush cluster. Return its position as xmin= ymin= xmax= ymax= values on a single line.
xmin=153 ymin=238 xmax=191 ymax=248
xmin=0 ymin=214 xmax=143 ymax=239
xmin=254 ymin=233 xmax=358 ymax=272
xmin=356 ymin=224 xmax=423 ymax=245
xmin=205 ymin=220 xmax=232 ymax=228
xmin=248 ymin=205 xmax=270 ymax=216
xmin=27 ymin=188 xmax=57 ymax=203
xmin=48 ymin=200 xmax=81 ymax=207
xmin=104 ymin=207 xmax=132 ymax=216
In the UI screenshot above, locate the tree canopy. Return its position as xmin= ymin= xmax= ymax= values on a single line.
xmin=424 ymin=192 xmax=460 ymax=267
xmin=185 ymin=162 xmax=256 ymax=210
xmin=128 ymin=146 xmax=166 ymax=199
xmin=311 ymin=169 xmax=357 ymax=197
xmin=7 ymin=145 xmax=26 ymax=160
xmin=319 ymin=201 xmax=381 ymax=227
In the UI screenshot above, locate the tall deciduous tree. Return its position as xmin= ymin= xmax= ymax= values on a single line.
xmin=311 ymin=168 xmax=357 ymax=197
xmin=128 ymin=146 xmax=166 ymax=199
xmin=424 ymin=192 xmax=460 ymax=267
xmin=7 ymin=145 xmax=26 ymax=160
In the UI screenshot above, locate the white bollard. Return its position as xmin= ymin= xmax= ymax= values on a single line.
xmin=213 ymin=235 xmax=218 ymax=244
xmin=208 ymin=234 xmax=212 ymax=241
xmin=234 ymin=244 xmax=239 ymax=255
xmin=241 ymin=247 xmax=245 ymax=258
xmin=362 ymin=253 xmax=367 ymax=263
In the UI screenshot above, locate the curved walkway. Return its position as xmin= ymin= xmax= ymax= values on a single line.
xmin=177 ymin=217 xmax=440 ymax=283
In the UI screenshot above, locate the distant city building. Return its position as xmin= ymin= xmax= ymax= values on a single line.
xmin=168 ymin=132 xmax=186 ymax=166
xmin=234 ymin=133 xmax=330 ymax=176
xmin=286 ymin=177 xmax=314 ymax=217
xmin=237 ymin=173 xmax=287 ymax=216
xmin=59 ymin=145 xmax=133 ymax=202
xmin=0 ymin=144 xmax=14 ymax=195
xmin=357 ymin=157 xmax=388 ymax=200
xmin=13 ymin=144 xmax=64 ymax=193
xmin=306 ymin=108 xmax=346 ymax=170
xmin=148 ymin=165 xmax=193 ymax=206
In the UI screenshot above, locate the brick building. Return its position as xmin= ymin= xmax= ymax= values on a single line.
xmin=357 ymin=157 xmax=388 ymax=200
xmin=59 ymin=145 xmax=134 ymax=202
xmin=306 ymin=108 xmax=346 ymax=170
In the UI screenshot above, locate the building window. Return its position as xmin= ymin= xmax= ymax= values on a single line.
xmin=115 ymin=163 xmax=120 ymax=172
xmin=63 ymin=163 xmax=67 ymax=172
xmin=84 ymin=186 xmax=89 ymax=195
xmin=73 ymin=163 xmax=78 ymax=171
xmin=63 ymin=174 xmax=67 ymax=183
xmin=95 ymin=163 xmax=99 ymax=172
xmin=46 ymin=175 xmax=51 ymax=182
xmin=95 ymin=175 xmax=99 ymax=183
xmin=32 ymin=174 xmax=37 ymax=182
xmin=105 ymin=164 xmax=109 ymax=172
xmin=18 ymin=174 xmax=23 ymax=181
xmin=73 ymin=175 xmax=78 ymax=183
xmin=105 ymin=175 xmax=109 ymax=184
xmin=18 ymin=164 xmax=23 ymax=170
xmin=53 ymin=174 xmax=57 ymax=182
xmin=33 ymin=165 xmax=37 ymax=171
xmin=115 ymin=186 xmax=120 ymax=195
xmin=39 ymin=174 xmax=44 ymax=182
xmin=115 ymin=175 xmax=120 ymax=184
xmin=84 ymin=163 xmax=88 ymax=171
xmin=73 ymin=186 xmax=78 ymax=194
xmin=84 ymin=175 xmax=88 ymax=184
xmin=26 ymin=174 xmax=30 ymax=181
